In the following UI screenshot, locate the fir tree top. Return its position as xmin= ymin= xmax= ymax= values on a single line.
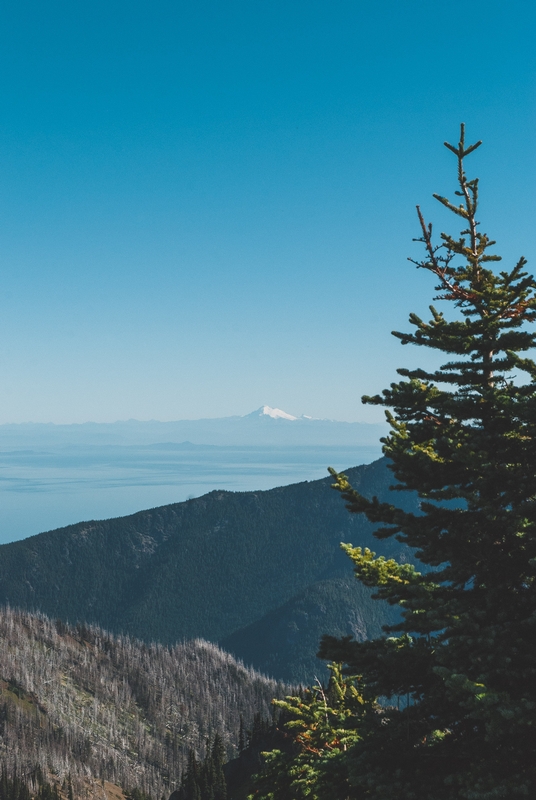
xmin=321 ymin=124 xmax=536 ymax=798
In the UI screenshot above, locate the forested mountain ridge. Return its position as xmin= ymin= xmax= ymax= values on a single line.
xmin=0 ymin=607 xmax=287 ymax=800
xmin=0 ymin=458 xmax=416 ymax=681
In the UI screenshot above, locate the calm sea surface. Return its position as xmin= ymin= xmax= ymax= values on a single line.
xmin=0 ymin=444 xmax=381 ymax=544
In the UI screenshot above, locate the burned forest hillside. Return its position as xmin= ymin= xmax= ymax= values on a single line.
xmin=0 ymin=607 xmax=288 ymax=799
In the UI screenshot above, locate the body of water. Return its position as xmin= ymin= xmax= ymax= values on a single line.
xmin=0 ymin=443 xmax=381 ymax=543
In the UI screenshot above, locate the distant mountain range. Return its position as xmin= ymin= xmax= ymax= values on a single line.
xmin=0 ymin=458 xmax=416 ymax=682
xmin=0 ymin=406 xmax=387 ymax=447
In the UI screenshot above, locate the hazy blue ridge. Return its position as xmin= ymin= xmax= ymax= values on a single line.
xmin=0 ymin=457 xmax=417 ymax=682
xmin=0 ymin=411 xmax=387 ymax=447
xmin=221 ymin=574 xmax=401 ymax=684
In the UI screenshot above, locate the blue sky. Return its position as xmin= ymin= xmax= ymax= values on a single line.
xmin=0 ymin=0 xmax=534 ymax=424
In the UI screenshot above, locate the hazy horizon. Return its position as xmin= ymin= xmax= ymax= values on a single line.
xmin=0 ymin=405 xmax=385 ymax=426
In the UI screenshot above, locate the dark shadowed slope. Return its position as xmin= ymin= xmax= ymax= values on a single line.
xmin=221 ymin=573 xmax=401 ymax=684
xmin=0 ymin=458 xmax=417 ymax=680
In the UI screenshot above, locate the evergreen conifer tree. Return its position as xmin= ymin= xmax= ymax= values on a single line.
xmin=178 ymin=750 xmax=202 ymax=800
xmin=176 ymin=737 xmax=228 ymax=800
xmin=249 ymin=665 xmax=367 ymax=800
xmin=317 ymin=125 xmax=536 ymax=797
xmin=210 ymin=734 xmax=227 ymax=800
xmin=238 ymin=716 xmax=246 ymax=754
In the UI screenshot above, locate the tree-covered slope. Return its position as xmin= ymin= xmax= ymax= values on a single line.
xmin=0 ymin=607 xmax=286 ymax=800
xmin=0 ymin=458 xmax=416 ymax=680
xmin=221 ymin=573 xmax=401 ymax=684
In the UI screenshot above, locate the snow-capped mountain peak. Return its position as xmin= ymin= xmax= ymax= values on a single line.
xmin=257 ymin=405 xmax=298 ymax=421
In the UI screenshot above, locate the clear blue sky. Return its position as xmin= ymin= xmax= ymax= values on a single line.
xmin=0 ymin=0 xmax=534 ymax=424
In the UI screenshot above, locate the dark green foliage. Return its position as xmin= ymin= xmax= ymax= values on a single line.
xmin=316 ymin=126 xmax=536 ymax=797
xmin=126 ymin=789 xmax=155 ymax=800
xmin=34 ymin=786 xmax=60 ymax=800
xmin=221 ymin=575 xmax=399 ymax=684
xmin=176 ymin=735 xmax=227 ymax=800
xmin=0 ymin=459 xmax=415 ymax=682
xmin=0 ymin=767 xmax=60 ymax=800
xmin=0 ymin=769 xmax=31 ymax=800
xmin=223 ymin=714 xmax=283 ymax=800
xmin=238 ymin=717 xmax=245 ymax=754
